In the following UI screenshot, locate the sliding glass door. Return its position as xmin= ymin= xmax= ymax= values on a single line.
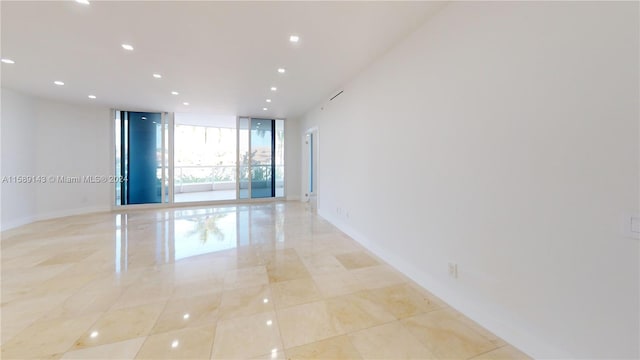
xmin=250 ymin=118 xmax=274 ymax=198
xmin=115 ymin=112 xmax=283 ymax=206
xmin=174 ymin=114 xmax=237 ymax=202
xmin=115 ymin=111 xmax=168 ymax=205
xmin=238 ymin=118 xmax=284 ymax=199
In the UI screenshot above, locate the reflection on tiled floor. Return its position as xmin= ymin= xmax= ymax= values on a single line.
xmin=1 ymin=202 xmax=530 ymax=359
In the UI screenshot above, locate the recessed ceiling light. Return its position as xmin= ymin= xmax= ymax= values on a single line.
xmin=1 ymin=58 xmax=15 ymax=64
xmin=171 ymin=91 xmax=179 ymax=95
xmin=277 ymin=68 xmax=286 ymax=74
xmin=121 ymin=44 xmax=134 ymax=51
xmin=75 ymin=0 xmax=90 ymax=4
xmin=183 ymin=102 xmax=190 ymax=106
xmin=89 ymin=331 xmax=98 ymax=338
xmin=266 ymin=99 xmax=271 ymax=103
xmin=171 ymin=340 xmax=179 ymax=348
xmin=263 ymin=107 xmax=268 ymax=111
xmin=153 ymin=73 xmax=162 ymax=79
xmin=88 ymin=95 xmax=96 ymax=99
xmin=54 ymin=81 xmax=64 ymax=86
xmin=289 ymin=35 xmax=299 ymax=43
xmin=270 ymin=87 xmax=277 ymax=91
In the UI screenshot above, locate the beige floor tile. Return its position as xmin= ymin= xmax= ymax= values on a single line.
xmin=1 ymin=291 xmax=74 ymax=343
xmin=250 ymin=348 xmax=287 ymax=360
xmin=218 ymin=284 xmax=274 ymax=320
xmin=2 ymin=321 xmax=33 ymax=346
xmin=312 ymin=271 xmax=363 ymax=297
xmin=445 ymin=308 xmax=508 ymax=347
xmin=335 ymin=251 xmax=380 ymax=270
xmin=301 ymin=253 xmax=347 ymax=275
xmin=348 ymin=321 xmax=435 ymax=359
xmin=211 ymin=311 xmax=282 ymax=359
xmin=72 ymin=302 xmax=165 ymax=350
xmin=110 ymin=279 xmax=174 ymax=310
xmin=271 ymin=278 xmax=322 ymax=309
xmin=277 ymin=301 xmax=345 ymax=349
xmin=470 ymin=345 xmax=533 ymax=359
xmin=38 ymin=249 xmax=96 ymax=266
xmin=137 ymin=325 xmax=216 ymax=359
xmin=1 ymin=313 xmax=101 ymax=359
xmin=224 ymin=265 xmax=269 ymax=290
xmin=1 ymin=264 xmax=72 ymax=289
xmin=168 ymin=257 xmax=230 ymax=283
xmin=152 ymin=292 xmax=222 ymax=334
xmin=34 ymin=270 xmax=102 ymax=296
xmin=267 ymin=260 xmax=311 ymax=283
xmin=40 ymin=287 xmax=124 ymax=321
xmin=285 ymin=335 xmax=362 ymax=360
xmin=2 ymin=253 xmax=50 ymax=271
xmin=401 ymin=309 xmax=498 ymax=359
xmin=325 ymin=291 xmax=396 ymax=332
xmin=172 ymin=279 xmax=225 ymax=298
xmin=366 ymin=283 xmax=444 ymax=319
xmin=80 ymin=269 xmax=145 ymax=295
xmin=1 ymin=203 xmax=527 ymax=360
xmin=61 ymin=337 xmax=145 ymax=359
xmin=351 ymin=265 xmax=406 ymax=289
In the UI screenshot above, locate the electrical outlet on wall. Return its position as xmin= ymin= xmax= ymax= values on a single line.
xmin=448 ymin=263 xmax=458 ymax=279
xmin=623 ymin=214 xmax=640 ymax=240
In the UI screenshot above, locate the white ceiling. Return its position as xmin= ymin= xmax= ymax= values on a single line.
xmin=1 ymin=1 xmax=444 ymax=119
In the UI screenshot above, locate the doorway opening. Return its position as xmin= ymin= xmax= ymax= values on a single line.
xmin=174 ymin=113 xmax=237 ymax=203
xmin=304 ymin=128 xmax=318 ymax=207
xmin=114 ymin=111 xmax=285 ymax=207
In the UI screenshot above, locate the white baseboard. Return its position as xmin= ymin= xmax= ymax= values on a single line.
xmin=33 ymin=206 xmax=111 ymax=223
xmin=1 ymin=206 xmax=111 ymax=233
xmin=1 ymin=215 xmax=36 ymax=232
xmin=317 ymin=207 xmax=562 ymax=359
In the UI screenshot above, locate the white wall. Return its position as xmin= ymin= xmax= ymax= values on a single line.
xmin=33 ymin=98 xmax=111 ymax=220
xmin=299 ymin=2 xmax=639 ymax=358
xmin=1 ymin=89 xmax=112 ymax=230
xmin=285 ymin=117 xmax=301 ymax=200
xmin=1 ymin=88 xmax=38 ymax=229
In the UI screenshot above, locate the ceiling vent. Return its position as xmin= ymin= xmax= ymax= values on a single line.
xmin=329 ymin=90 xmax=343 ymax=101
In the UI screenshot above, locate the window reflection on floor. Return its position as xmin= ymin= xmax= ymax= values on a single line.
xmin=173 ymin=211 xmax=237 ymax=260
xmin=114 ymin=205 xmax=287 ymax=267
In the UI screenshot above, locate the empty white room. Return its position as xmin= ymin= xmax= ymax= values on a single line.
xmin=1 ymin=1 xmax=638 ymax=359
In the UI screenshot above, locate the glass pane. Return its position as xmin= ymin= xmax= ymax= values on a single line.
xmin=115 ymin=112 xmax=121 ymax=205
xmin=174 ymin=114 xmax=237 ymax=202
xmin=163 ymin=116 xmax=169 ymax=203
xmin=250 ymin=119 xmax=273 ymax=198
xmin=275 ymin=119 xmax=284 ymax=197
xmin=238 ymin=117 xmax=250 ymax=199
xmin=127 ymin=112 xmax=162 ymax=204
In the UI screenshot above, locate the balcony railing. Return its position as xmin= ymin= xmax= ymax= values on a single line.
xmin=175 ymin=165 xmax=284 ymax=193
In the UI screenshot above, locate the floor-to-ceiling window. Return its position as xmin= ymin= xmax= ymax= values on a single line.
xmin=174 ymin=113 xmax=237 ymax=203
xmin=114 ymin=110 xmax=169 ymax=206
xmin=239 ymin=118 xmax=285 ymax=199
xmin=115 ymin=111 xmax=284 ymax=206
xmin=275 ymin=119 xmax=285 ymax=197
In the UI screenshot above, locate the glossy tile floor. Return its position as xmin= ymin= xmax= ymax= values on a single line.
xmin=1 ymin=202 xmax=530 ymax=359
